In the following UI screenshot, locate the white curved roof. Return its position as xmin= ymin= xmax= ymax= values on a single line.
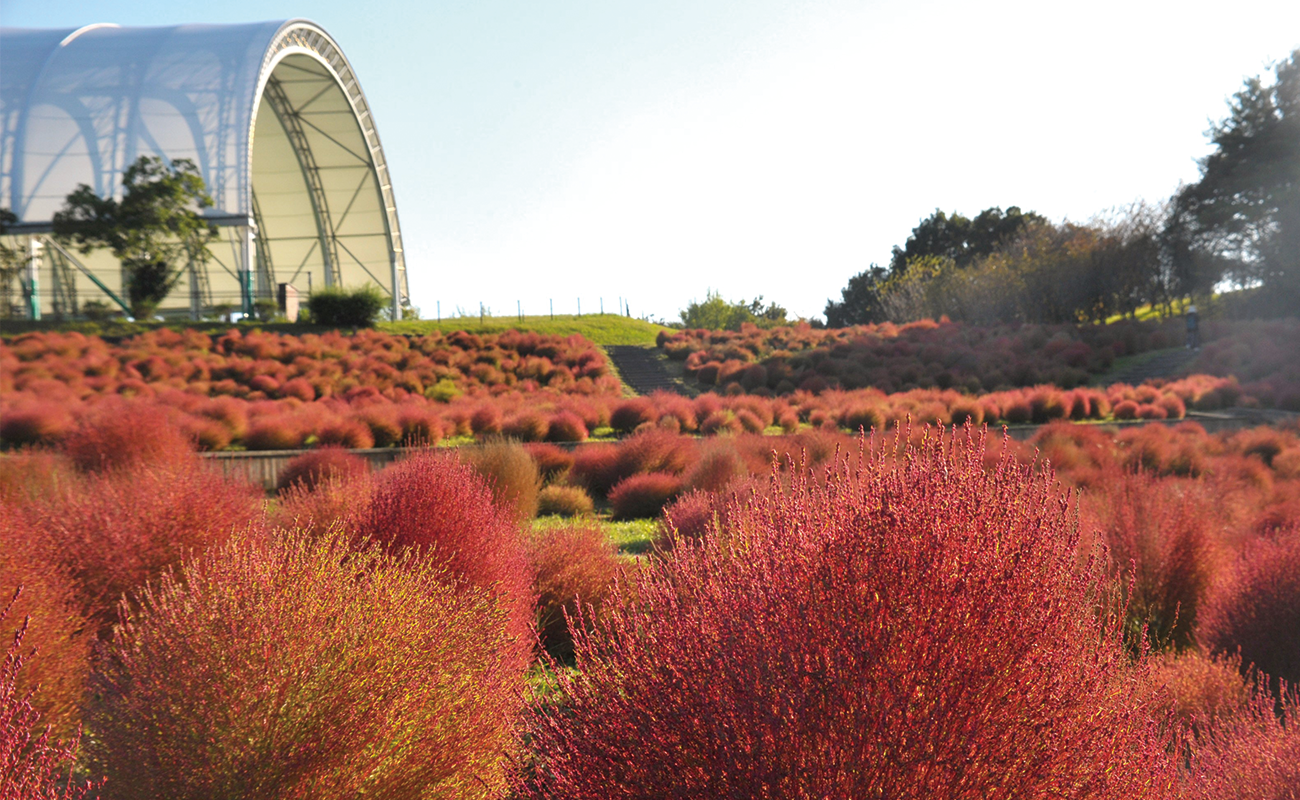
xmin=0 ymin=20 xmax=407 ymax=312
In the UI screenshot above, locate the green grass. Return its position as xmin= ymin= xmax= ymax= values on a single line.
xmin=531 ymin=515 xmax=658 ymax=557
xmin=1 ymin=312 xmax=669 ymax=347
xmin=384 ymin=313 xmax=669 ymax=346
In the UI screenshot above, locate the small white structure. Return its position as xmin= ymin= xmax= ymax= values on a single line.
xmin=0 ymin=20 xmax=408 ymax=319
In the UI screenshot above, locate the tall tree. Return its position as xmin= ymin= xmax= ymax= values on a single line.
xmin=52 ymin=156 xmax=217 ymax=319
xmin=889 ymin=206 xmax=1046 ymax=273
xmin=824 ymin=264 xmax=888 ymax=326
xmin=1170 ymin=49 xmax=1300 ymax=299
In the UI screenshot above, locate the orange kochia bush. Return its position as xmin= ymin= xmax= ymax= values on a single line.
xmin=88 ymin=527 xmax=526 ymax=800
xmin=518 ymin=429 xmax=1178 ymax=798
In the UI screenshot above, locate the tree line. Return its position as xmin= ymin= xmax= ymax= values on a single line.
xmin=826 ymin=49 xmax=1300 ymax=327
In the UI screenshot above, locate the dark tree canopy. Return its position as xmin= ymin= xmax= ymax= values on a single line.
xmin=888 ymin=206 xmax=1046 ymax=273
xmin=1170 ymin=49 xmax=1300 ymax=298
xmin=824 ymin=264 xmax=888 ymax=327
xmin=52 ymin=156 xmax=217 ymax=319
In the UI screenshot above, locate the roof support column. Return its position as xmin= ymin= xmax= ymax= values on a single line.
xmin=240 ymin=224 xmax=255 ymax=317
xmin=26 ymin=236 xmax=41 ymax=320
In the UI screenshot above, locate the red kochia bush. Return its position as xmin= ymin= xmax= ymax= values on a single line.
xmin=358 ymin=452 xmax=534 ymax=658
xmin=519 ymin=429 xmax=1176 ymax=798
xmin=62 ymin=403 xmax=193 ymax=473
xmin=88 ymin=527 xmax=526 ymax=800
xmin=528 ymin=524 xmax=620 ymax=655
xmin=1184 ymin=680 xmax=1300 ymax=799
xmin=275 ymin=447 xmax=371 ymax=494
xmin=1 ymin=590 xmax=96 ymax=800
xmin=0 ymin=508 xmax=90 ymax=738
xmin=607 ymin=472 xmax=682 ymax=521
xmin=1198 ymin=528 xmax=1300 ymax=688
xmin=25 ymin=462 xmax=262 ymax=629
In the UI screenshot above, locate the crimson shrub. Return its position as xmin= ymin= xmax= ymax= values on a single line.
xmin=358 ymin=451 xmax=534 ymax=654
xmin=519 ymin=429 xmax=1176 ymax=798
xmin=608 ymin=472 xmax=682 ymax=521
xmin=528 ymin=524 xmax=620 ymax=656
xmin=275 ymin=447 xmax=371 ymax=494
xmin=1198 ymin=528 xmax=1300 ymax=687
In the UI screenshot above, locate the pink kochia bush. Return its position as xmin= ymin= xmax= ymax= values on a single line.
xmin=1183 ymin=679 xmax=1300 ymax=799
xmin=21 ymin=460 xmax=262 ymax=631
xmin=518 ymin=428 xmax=1177 ymax=798
xmin=1197 ymin=527 xmax=1300 ymax=688
xmin=274 ymin=446 xmax=371 ymax=494
xmin=88 ymin=527 xmax=526 ymax=800
xmin=357 ymin=451 xmax=535 ymax=661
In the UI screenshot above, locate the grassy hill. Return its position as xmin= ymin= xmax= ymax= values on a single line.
xmin=1 ymin=313 xmax=670 ymax=347
xmin=384 ymin=313 xmax=669 ymax=346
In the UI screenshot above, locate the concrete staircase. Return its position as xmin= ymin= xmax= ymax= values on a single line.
xmin=605 ymin=345 xmax=692 ymax=396
xmin=1104 ymin=347 xmax=1199 ymax=386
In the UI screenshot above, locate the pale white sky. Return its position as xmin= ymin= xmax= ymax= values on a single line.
xmin=5 ymin=0 xmax=1300 ymax=321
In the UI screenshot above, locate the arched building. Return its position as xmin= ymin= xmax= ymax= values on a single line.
xmin=0 ymin=19 xmax=408 ymax=320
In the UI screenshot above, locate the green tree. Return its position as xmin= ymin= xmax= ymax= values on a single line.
xmin=52 ymin=156 xmax=217 ymax=319
xmin=0 ymin=208 xmax=26 ymax=318
xmin=1170 ymin=49 xmax=1300 ymax=299
xmin=888 ymin=206 xmax=1046 ymax=273
xmin=824 ymin=264 xmax=888 ymax=326
xmin=679 ymin=290 xmax=787 ymax=331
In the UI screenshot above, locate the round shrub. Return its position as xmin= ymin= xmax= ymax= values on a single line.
xmin=89 ymin=527 xmax=526 ymax=799
xmin=24 ymin=462 xmax=263 ymax=630
xmin=275 ymin=447 xmax=371 ymax=494
xmin=469 ymin=404 xmax=503 ymax=436
xmin=607 ymin=472 xmax=682 ymax=521
xmin=396 ymin=406 xmax=443 ymax=446
xmin=62 ymin=403 xmax=192 ymax=472
xmin=463 ymin=439 xmax=541 ymax=520
xmin=242 ymin=416 xmax=304 ymax=450
xmin=528 ymin=524 xmax=619 ymax=656
xmin=948 ymin=398 xmax=985 ymax=427
xmin=358 ymin=451 xmax=534 ymax=653
xmin=525 ymin=443 xmax=575 ymax=483
xmin=537 ymin=485 xmax=594 ymax=517
xmin=273 ymin=475 xmax=373 ymax=539
xmin=503 ymin=410 xmax=549 ymax=443
xmin=546 ymin=410 xmax=588 ymax=443
xmin=353 ymin=407 xmax=403 ymax=448
xmin=682 ymin=439 xmax=747 ymax=494
xmin=313 ymin=418 xmax=375 ymax=449
xmin=519 ymin=430 xmax=1176 ymax=798
xmin=0 ymin=404 xmax=73 ymax=448
xmin=610 ymin=399 xmax=657 ymax=435
xmin=1113 ymin=400 xmax=1140 ymax=420
xmin=1198 ymin=528 xmax=1300 ymax=688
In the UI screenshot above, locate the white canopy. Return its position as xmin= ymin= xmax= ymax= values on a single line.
xmin=0 ymin=19 xmax=408 ymax=318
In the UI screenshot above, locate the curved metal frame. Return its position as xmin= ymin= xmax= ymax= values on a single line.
xmin=250 ymin=21 xmax=408 ymax=318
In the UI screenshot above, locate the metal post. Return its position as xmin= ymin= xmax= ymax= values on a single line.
xmin=26 ymin=237 xmax=41 ymax=321
xmin=390 ymin=253 xmax=401 ymax=321
xmin=437 ymin=300 xmax=440 ymax=322
xmin=600 ymin=297 xmax=604 ymax=314
xmin=550 ymin=299 xmax=553 ymax=320
xmin=517 ymin=299 xmax=522 ymax=322
xmin=577 ymin=298 xmax=581 ymax=317
xmin=189 ymin=259 xmax=201 ymax=321
xmin=240 ymin=225 xmax=255 ymax=318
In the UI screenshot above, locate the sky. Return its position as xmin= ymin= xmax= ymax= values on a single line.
xmin=4 ymin=0 xmax=1300 ymax=322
